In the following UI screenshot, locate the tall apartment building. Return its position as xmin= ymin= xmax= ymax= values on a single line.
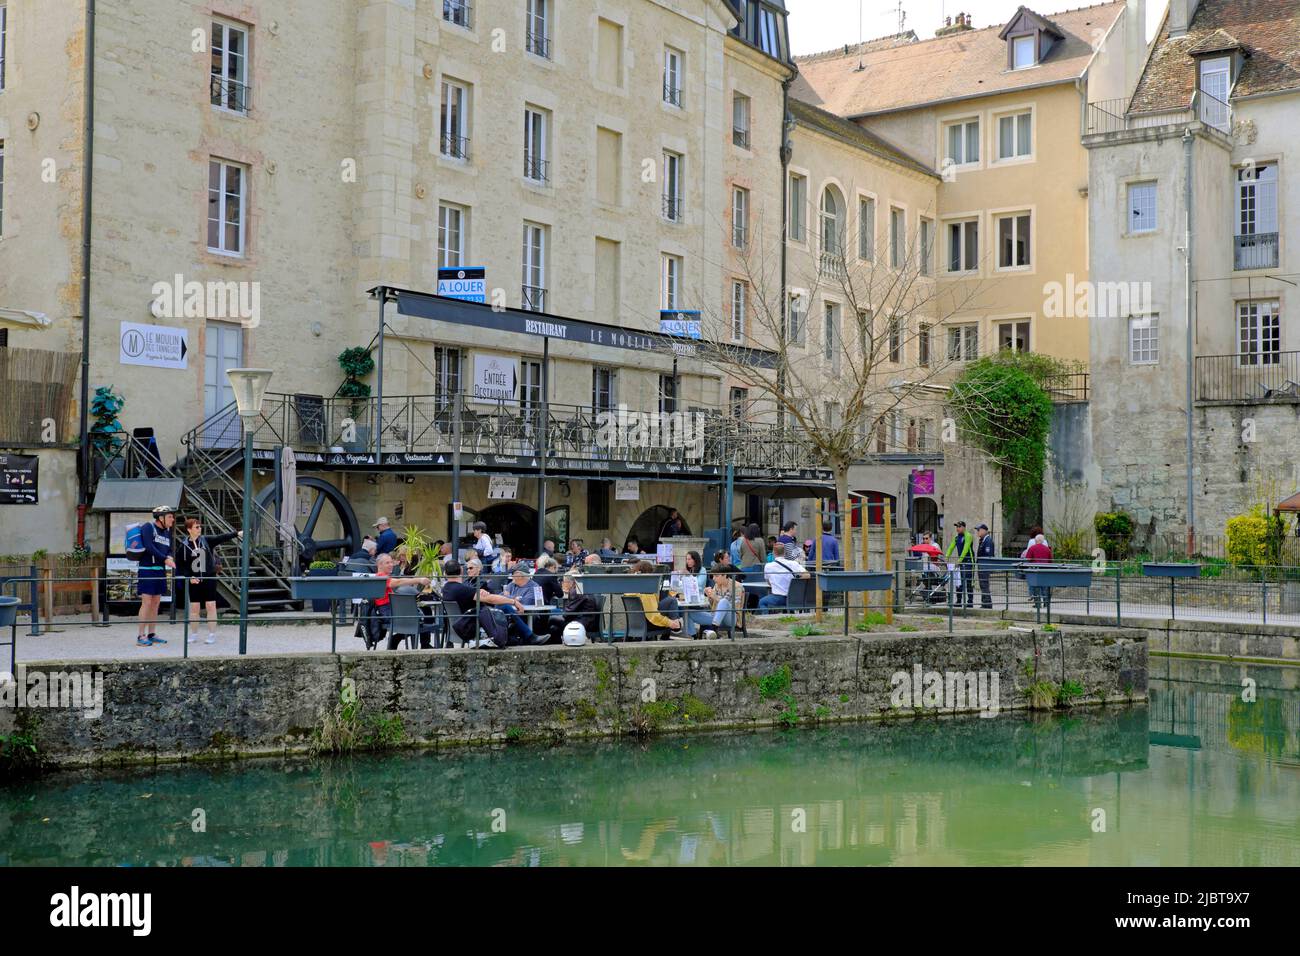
xmin=1084 ymin=0 xmax=1300 ymax=542
xmin=789 ymin=1 xmax=1148 ymax=545
xmin=0 ymin=0 xmax=803 ymax=560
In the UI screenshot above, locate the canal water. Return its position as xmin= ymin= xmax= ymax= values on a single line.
xmin=2 ymin=658 xmax=1297 ymax=866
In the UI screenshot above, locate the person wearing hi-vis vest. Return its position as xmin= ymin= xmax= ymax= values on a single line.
xmin=945 ymin=521 xmax=975 ymax=608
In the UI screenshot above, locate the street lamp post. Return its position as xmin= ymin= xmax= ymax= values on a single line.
xmin=226 ymin=368 xmax=274 ymax=655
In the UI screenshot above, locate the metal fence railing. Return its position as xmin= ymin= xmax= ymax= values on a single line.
xmin=1196 ymin=350 xmax=1300 ymax=401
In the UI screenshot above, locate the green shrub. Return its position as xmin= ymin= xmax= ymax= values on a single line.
xmin=758 ymin=665 xmax=792 ymax=699
xmin=1226 ymin=505 xmax=1285 ymax=568
xmin=1094 ymin=511 xmax=1135 ymax=559
xmin=309 ymin=560 xmax=338 ymax=571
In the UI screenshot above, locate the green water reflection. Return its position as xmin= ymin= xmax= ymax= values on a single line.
xmin=2 ymin=658 xmax=1297 ymax=866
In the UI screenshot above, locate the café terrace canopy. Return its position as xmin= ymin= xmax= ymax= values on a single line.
xmin=368 ymin=285 xmax=779 ymax=369
xmin=1276 ymin=492 xmax=1300 ymax=513
xmin=91 ymin=478 xmax=184 ymax=513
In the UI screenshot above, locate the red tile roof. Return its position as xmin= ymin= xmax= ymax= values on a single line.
xmin=1130 ymin=0 xmax=1300 ymax=113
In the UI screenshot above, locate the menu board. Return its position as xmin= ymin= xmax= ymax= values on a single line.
xmin=0 ymin=454 xmax=38 ymax=505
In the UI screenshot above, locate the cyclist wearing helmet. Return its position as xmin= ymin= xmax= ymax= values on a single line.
xmin=136 ymin=505 xmax=176 ymax=646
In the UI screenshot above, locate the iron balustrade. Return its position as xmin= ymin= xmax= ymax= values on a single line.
xmin=526 ymin=29 xmax=551 ymax=58
xmin=1196 ymin=351 xmax=1300 ymax=401
xmin=209 ymin=74 xmax=250 ymax=113
xmin=521 ymin=285 xmax=548 ymax=312
xmin=1234 ymin=232 xmax=1279 ymax=271
xmin=440 ymin=131 xmax=471 ymax=160
xmin=663 ymin=82 xmax=682 ymax=107
xmin=523 ymin=152 xmax=550 ymax=183
xmin=442 ymin=0 xmax=472 ymax=29
xmin=1082 ymin=90 xmax=1232 ymax=137
xmin=1041 ymin=369 xmax=1090 ymax=403
xmin=178 ymin=392 xmax=819 ymax=471
xmin=662 ymin=195 xmax=683 ymax=222
xmin=732 ymin=127 xmax=750 ymax=149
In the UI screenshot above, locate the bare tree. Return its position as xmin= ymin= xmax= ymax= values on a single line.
xmin=697 ymin=206 xmax=990 ymax=566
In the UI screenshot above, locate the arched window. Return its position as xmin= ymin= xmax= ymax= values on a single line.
xmin=820 ymin=185 xmax=845 ymax=256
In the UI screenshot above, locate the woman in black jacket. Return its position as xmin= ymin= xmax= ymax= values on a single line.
xmin=177 ymin=517 xmax=241 ymax=645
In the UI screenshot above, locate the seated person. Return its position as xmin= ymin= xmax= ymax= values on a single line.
xmin=440 ymin=560 xmax=521 ymax=649
xmin=465 ymin=556 xmax=503 ymax=595
xmin=533 ymin=553 xmax=563 ymax=605
xmin=623 ymin=537 xmax=643 ymax=561
xmin=582 ymin=552 xmax=603 ymax=569
xmin=344 ymin=537 xmax=377 ymax=570
xmin=598 ymin=537 xmax=619 ymax=562
xmin=759 ymin=553 xmax=809 ymax=612
xmin=367 ymin=553 xmax=433 ymax=650
xmin=547 ymin=572 xmax=601 ymax=643
xmin=492 ymin=546 xmax=514 ymax=575
xmin=685 ymin=564 xmax=739 ymax=638
xmin=625 ymin=560 xmax=686 ymax=640
xmin=564 ymin=538 xmax=589 ymax=569
xmin=490 ymin=566 xmax=545 ymax=645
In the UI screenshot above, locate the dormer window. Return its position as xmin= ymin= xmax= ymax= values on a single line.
xmin=1012 ymin=35 xmax=1036 ymax=68
xmin=1188 ymin=28 xmax=1245 ymax=133
xmin=998 ymin=8 xmax=1063 ymax=72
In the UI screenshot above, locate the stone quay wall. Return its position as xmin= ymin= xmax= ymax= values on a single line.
xmin=2 ymin=627 xmax=1148 ymax=767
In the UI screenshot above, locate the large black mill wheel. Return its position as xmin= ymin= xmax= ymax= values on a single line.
xmin=253 ymin=476 xmax=362 ymax=568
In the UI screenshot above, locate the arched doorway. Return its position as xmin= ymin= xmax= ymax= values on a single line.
xmin=627 ymin=505 xmax=692 ymax=551
xmin=476 ymin=503 xmax=539 ymax=558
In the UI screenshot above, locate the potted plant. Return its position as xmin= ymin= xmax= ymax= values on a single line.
xmin=307 ymin=560 xmax=339 ymax=611
xmin=337 ymin=347 xmax=374 ymax=451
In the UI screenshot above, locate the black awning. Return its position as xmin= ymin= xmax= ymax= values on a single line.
xmin=91 ymin=478 xmax=184 ymax=513
xmin=731 ymin=481 xmax=836 ymax=499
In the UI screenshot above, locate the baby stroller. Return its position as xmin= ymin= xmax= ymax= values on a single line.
xmin=906 ymin=543 xmax=950 ymax=606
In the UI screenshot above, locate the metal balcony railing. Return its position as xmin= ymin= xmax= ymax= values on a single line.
xmin=1196 ymin=351 xmax=1300 ymax=401
xmin=663 ymin=195 xmax=683 ymax=222
xmin=1082 ymin=89 xmax=1233 ymax=137
xmin=442 ymin=0 xmax=472 ymax=29
xmin=523 ymin=152 xmax=550 ymax=184
xmin=732 ymin=224 xmax=748 ymax=249
xmin=210 ymin=74 xmax=250 ymax=113
xmin=1234 ymin=233 xmax=1279 ymax=271
xmin=663 ymin=82 xmax=682 ymax=107
xmin=440 ymin=131 xmax=471 ymax=160
xmin=521 ymin=285 xmax=548 ymax=313
xmin=1042 ymin=370 xmax=1090 ymax=403
xmin=176 ymin=392 xmax=823 ymax=473
xmin=526 ymin=29 xmax=551 ymax=59
xmin=732 ymin=126 xmax=750 ymax=149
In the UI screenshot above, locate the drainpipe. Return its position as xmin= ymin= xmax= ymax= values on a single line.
xmin=1182 ymin=127 xmax=1195 ymax=555
xmin=76 ymin=0 xmax=97 ymax=542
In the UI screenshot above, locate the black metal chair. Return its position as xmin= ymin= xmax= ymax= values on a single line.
xmin=619 ymin=595 xmax=649 ymax=643
xmin=386 ymin=588 xmax=423 ymax=650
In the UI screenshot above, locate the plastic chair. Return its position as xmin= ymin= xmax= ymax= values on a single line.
xmin=386 ymin=588 xmax=423 ymax=650
xmin=620 ymin=594 xmax=649 ymax=643
xmin=442 ymin=599 xmax=471 ymax=647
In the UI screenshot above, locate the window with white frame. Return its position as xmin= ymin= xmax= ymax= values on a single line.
xmin=729 ymin=386 xmax=748 ymax=420
xmin=1198 ymin=56 xmax=1230 ymax=128
xmin=825 ymin=401 xmax=842 ymax=429
xmin=786 ymin=291 xmax=806 ymax=346
xmin=919 ymin=218 xmax=934 ymax=276
xmin=434 ymin=346 xmax=462 ymax=410
xmin=1012 ymin=35 xmax=1036 ymax=69
xmin=526 ymin=0 xmax=551 ymax=59
xmin=661 ymin=254 xmax=682 ymax=310
xmin=207 ymin=159 xmax=247 ymax=256
xmin=889 ymin=207 xmax=905 ymax=269
xmin=522 ymin=222 xmax=547 ymax=312
xmin=443 ymin=0 xmax=472 ymax=30
xmin=996 ymin=111 xmax=1031 ymax=160
xmin=947 ymin=219 xmax=978 ymax=272
xmin=523 ymin=106 xmax=549 ymax=183
xmin=947 ymin=323 xmax=978 ymax=361
xmin=820 ymin=185 xmax=845 ymax=257
xmin=663 ymin=47 xmax=683 ymax=107
xmin=944 ymin=118 xmax=979 ymax=166
xmin=1237 ymin=163 xmax=1278 ymax=236
xmin=0 ymin=140 xmax=5 ymax=237
xmin=918 ymin=323 xmax=931 ymax=367
xmin=733 ymin=93 xmax=751 ymax=148
xmin=210 ymin=20 xmax=250 ymax=113
xmin=592 ymin=366 xmax=617 ymax=411
xmin=1128 ymin=182 xmax=1157 ymax=234
xmin=1128 ymin=315 xmax=1158 ymax=364
xmin=997 ymin=319 xmax=1030 ymax=352
xmin=440 ymin=79 xmax=470 ymax=159
xmin=0 ymin=5 xmax=7 ymax=91
xmin=731 ymin=280 xmax=747 ymax=342
xmin=788 ymin=172 xmax=806 ymax=242
xmin=437 ymin=203 xmax=466 ymax=267
xmin=663 ymin=150 xmax=683 ymax=222
xmin=888 ymin=316 xmax=902 ymax=363
xmin=1237 ymin=300 xmax=1280 ymax=365
xmin=997 ymin=212 xmax=1031 ymax=268
xmin=824 ymin=302 xmax=839 ymax=361
xmin=858 ymin=196 xmax=876 ymax=260
xmin=732 ymin=186 xmax=749 ymax=249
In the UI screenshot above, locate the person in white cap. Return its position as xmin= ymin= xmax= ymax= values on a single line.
xmin=373 ymin=517 xmax=398 ymax=555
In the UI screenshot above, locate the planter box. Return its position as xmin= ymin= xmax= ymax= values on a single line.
xmin=576 ymin=572 xmax=662 ymax=596
xmin=289 ymin=576 xmax=387 ymax=601
xmin=816 ymin=571 xmax=894 ymax=593
xmin=0 ymin=596 xmax=19 ymax=628
xmin=977 ymin=557 xmax=1024 ymax=573
xmin=305 ymin=567 xmax=341 ymax=610
xmin=1023 ymin=568 xmax=1093 ymax=589
xmin=1141 ymin=562 xmax=1202 ymax=579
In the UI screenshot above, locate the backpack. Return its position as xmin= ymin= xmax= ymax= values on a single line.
xmin=125 ymin=523 xmax=147 ymax=562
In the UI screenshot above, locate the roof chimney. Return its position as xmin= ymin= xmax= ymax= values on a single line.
xmin=1170 ymin=0 xmax=1201 ymax=37
xmin=936 ymin=11 xmax=974 ymax=36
